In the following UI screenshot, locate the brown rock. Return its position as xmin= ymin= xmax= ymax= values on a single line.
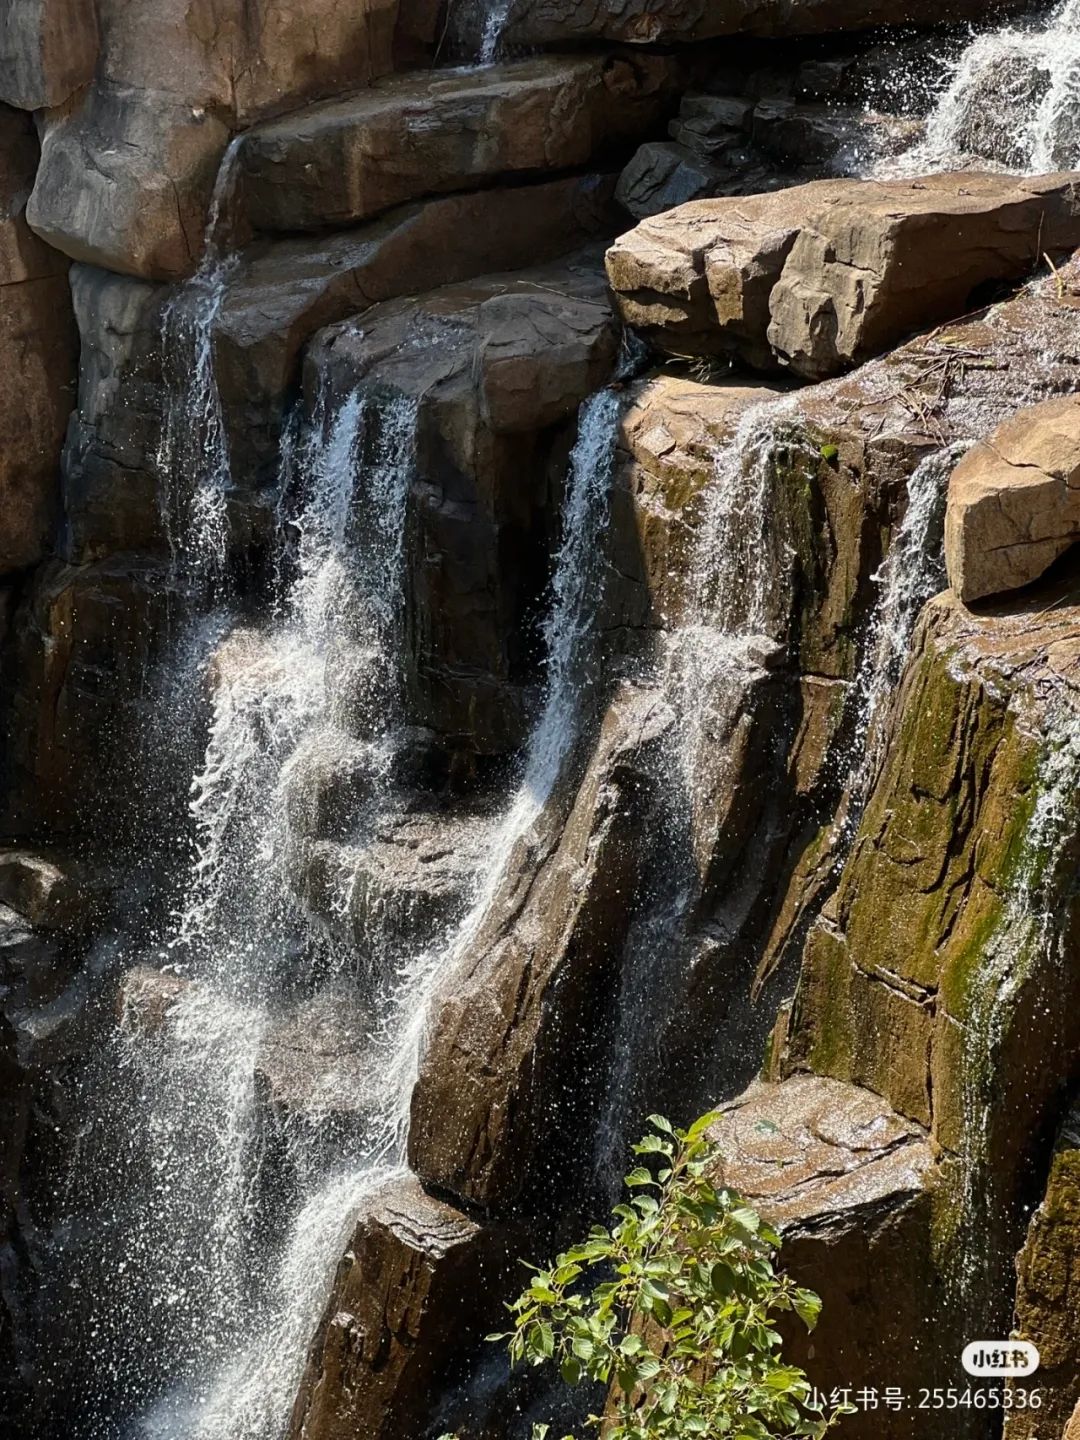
xmin=607 ymin=172 xmax=1080 ymax=376
xmin=1005 ymin=1100 xmax=1080 ymax=1439
xmin=606 ymin=178 xmax=850 ymax=364
xmin=306 ymin=252 xmax=619 ymax=754
xmin=788 ymin=581 xmax=1080 ymax=1349
xmin=289 ymin=1173 xmax=513 ymax=1440
xmin=0 ymin=0 xmax=98 ymax=110
xmin=26 ymin=0 xmax=405 ymax=279
xmin=0 ymin=105 xmax=77 ymax=577
xmin=768 ymin=172 xmax=1080 ymax=379
xmin=708 ymin=1076 xmax=940 ymax=1432
xmin=1066 ymin=1399 xmax=1080 ymax=1440
xmin=604 ymin=373 xmax=776 ymax=638
xmin=214 ymin=175 xmax=620 ymax=490
xmin=945 ymin=396 xmax=1080 ymax=604
xmin=239 ymin=53 xmax=679 ymax=234
xmin=409 ymin=682 xmax=672 ymax=1213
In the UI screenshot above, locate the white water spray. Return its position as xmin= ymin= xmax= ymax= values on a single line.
xmin=378 ymin=385 xmax=624 ymax=1155
xmin=883 ymin=0 xmax=1080 ymax=175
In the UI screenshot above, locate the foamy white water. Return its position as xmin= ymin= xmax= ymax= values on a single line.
xmin=882 ymin=0 xmax=1080 ymax=175
xmin=379 ymin=385 xmax=624 ymax=1153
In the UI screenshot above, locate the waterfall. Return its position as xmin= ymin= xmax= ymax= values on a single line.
xmin=378 ymin=384 xmax=624 ymax=1154
xmin=841 ymin=442 xmax=970 ymax=827
xmin=952 ymin=700 xmax=1080 ymax=1305
xmin=880 ymin=0 xmax=1080 ymax=175
xmin=478 ymin=0 xmax=512 ymax=64
xmin=596 ymin=396 xmax=806 ymax=1180
xmin=42 ymin=369 xmax=624 ymax=1440
xmin=156 ymin=137 xmax=244 ymax=593
xmin=42 ymin=384 xmax=419 ymax=1440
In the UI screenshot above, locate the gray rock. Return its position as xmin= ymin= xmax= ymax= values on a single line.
xmin=0 ymin=0 xmax=98 ymax=111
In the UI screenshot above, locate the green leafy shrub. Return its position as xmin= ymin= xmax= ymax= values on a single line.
xmin=485 ymin=1112 xmax=850 ymax=1440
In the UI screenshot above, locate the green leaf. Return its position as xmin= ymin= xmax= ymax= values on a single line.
xmin=819 ymin=442 xmax=839 ymax=463
xmin=793 ymin=1288 xmax=822 ymax=1332
xmin=625 ymin=1167 xmax=655 ymax=1187
xmin=560 ymin=1356 xmax=582 ymax=1386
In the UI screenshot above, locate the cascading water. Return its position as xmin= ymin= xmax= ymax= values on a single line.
xmin=155 ymin=136 xmax=245 ymax=593
xmin=596 ymin=396 xmax=810 ymax=1182
xmin=478 ymin=0 xmax=512 ymax=64
xmin=951 ymin=697 xmax=1080 ymax=1306
xmin=840 ymin=441 xmax=971 ymax=827
xmin=41 ymin=356 xmax=624 ymax=1440
xmin=380 ymin=383 xmax=625 ymax=1154
xmin=40 ymin=382 xmax=420 ymax=1440
xmin=881 ymin=0 xmax=1080 ymax=176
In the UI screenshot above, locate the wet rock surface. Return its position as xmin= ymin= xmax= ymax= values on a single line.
xmin=1006 ymin=1099 xmax=1080 ymax=1439
xmin=410 ymin=682 xmax=673 ymax=1213
xmin=289 ymin=1173 xmax=514 ymax=1440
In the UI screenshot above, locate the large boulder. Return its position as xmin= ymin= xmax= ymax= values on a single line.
xmin=0 ymin=106 xmax=78 ymax=578
xmin=289 ymin=1173 xmax=514 ymax=1440
xmin=607 ymin=172 xmax=1080 ymax=376
xmin=238 ymin=53 xmax=679 ymax=234
xmin=409 ymin=682 xmax=672 ymax=1214
xmin=25 ymin=0 xmax=410 ymax=279
xmin=1005 ymin=1100 xmax=1080 ymax=1438
xmin=213 ymin=174 xmax=619 ymax=491
xmin=708 ymin=1076 xmax=939 ymax=1432
xmin=945 ymin=396 xmax=1080 ymax=604
xmin=0 ymin=0 xmax=98 ymax=110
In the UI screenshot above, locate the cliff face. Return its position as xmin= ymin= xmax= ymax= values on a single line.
xmin=3 ymin=2 xmax=1080 ymax=1439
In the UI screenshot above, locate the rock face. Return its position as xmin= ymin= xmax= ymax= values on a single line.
xmin=0 ymin=0 xmax=98 ymax=110
xmin=24 ymin=0 xmax=412 ymax=279
xmin=239 ymin=54 xmax=679 ymax=234
xmin=788 ymin=581 xmax=1080 ymax=1339
xmin=946 ymin=396 xmax=1080 ymax=603
xmin=307 ymin=251 xmax=619 ymax=755
xmin=475 ymin=0 xmax=1025 ymax=49
xmin=708 ymin=1076 xmax=938 ymax=1428
xmin=0 ymin=106 xmax=77 ymax=578
xmin=607 ymin=172 xmax=1080 ymax=375
xmin=213 ymin=174 xmax=619 ymax=492
xmin=1005 ymin=1101 xmax=1080 ymax=1439
xmin=409 ymin=683 xmax=672 ymax=1213
xmin=289 ymin=1174 xmax=512 ymax=1440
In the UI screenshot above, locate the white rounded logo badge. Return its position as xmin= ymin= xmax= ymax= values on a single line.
xmin=962 ymin=1342 xmax=1041 ymax=1378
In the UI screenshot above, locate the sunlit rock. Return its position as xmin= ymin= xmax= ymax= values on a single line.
xmin=239 ymin=54 xmax=680 ymax=233
xmin=289 ymin=1173 xmax=514 ymax=1440
xmin=608 ymin=172 xmax=1080 ymax=376
xmin=946 ymin=395 xmax=1080 ymax=603
xmin=707 ymin=1076 xmax=938 ymax=1429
